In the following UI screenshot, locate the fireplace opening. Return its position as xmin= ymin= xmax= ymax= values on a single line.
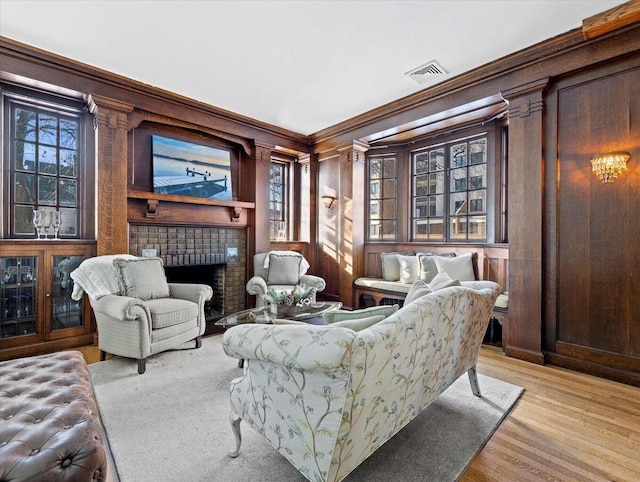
xmin=164 ymin=264 xmax=226 ymax=335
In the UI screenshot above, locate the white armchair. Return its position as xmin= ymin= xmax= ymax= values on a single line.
xmin=71 ymin=255 xmax=212 ymax=374
xmin=246 ymin=251 xmax=326 ymax=307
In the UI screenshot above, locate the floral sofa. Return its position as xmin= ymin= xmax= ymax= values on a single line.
xmin=222 ymin=280 xmax=500 ymax=482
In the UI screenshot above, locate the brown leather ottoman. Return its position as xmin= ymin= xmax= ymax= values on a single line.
xmin=0 ymin=351 xmax=108 ymax=481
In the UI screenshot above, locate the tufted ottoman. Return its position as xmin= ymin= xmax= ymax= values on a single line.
xmin=0 ymin=351 xmax=108 ymax=482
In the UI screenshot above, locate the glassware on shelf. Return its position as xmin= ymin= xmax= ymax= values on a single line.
xmin=33 ymin=209 xmax=44 ymax=239
xmin=53 ymin=211 xmax=62 ymax=239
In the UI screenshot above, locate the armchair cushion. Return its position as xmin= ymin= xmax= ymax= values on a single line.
xmin=266 ymin=253 xmax=303 ymax=285
xmin=145 ymin=298 xmax=199 ymax=329
xmin=113 ymin=257 xmax=170 ymax=301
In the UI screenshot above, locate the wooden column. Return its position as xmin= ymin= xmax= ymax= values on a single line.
xmin=501 ymin=79 xmax=548 ymax=364
xmin=86 ymin=94 xmax=133 ymax=255
xmin=252 ymin=141 xmax=274 ymax=255
xmin=336 ymin=141 xmax=368 ymax=308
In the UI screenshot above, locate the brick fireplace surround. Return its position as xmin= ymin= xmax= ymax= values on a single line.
xmin=128 ymin=225 xmax=247 ymax=316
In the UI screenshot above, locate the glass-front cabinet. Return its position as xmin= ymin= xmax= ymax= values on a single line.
xmin=0 ymin=257 xmax=37 ymax=338
xmin=0 ymin=242 xmax=95 ymax=359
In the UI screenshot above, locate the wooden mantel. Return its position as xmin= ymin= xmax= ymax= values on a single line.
xmin=127 ymin=190 xmax=255 ymax=226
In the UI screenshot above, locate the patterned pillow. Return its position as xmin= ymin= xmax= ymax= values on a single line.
xmin=433 ymin=253 xmax=476 ymax=281
xmin=323 ymin=304 xmax=399 ymax=324
xmin=113 ymin=257 xmax=170 ymax=301
xmin=267 ymin=254 xmax=302 ymax=285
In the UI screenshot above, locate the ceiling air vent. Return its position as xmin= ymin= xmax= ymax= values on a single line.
xmin=405 ymin=60 xmax=448 ymax=85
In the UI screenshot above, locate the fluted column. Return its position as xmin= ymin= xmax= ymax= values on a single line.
xmin=86 ymin=94 xmax=134 ymax=255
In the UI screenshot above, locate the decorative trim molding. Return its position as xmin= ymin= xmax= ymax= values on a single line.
xmin=128 ymin=109 xmax=253 ymax=156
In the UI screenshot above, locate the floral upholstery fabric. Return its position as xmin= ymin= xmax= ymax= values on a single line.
xmin=222 ymin=282 xmax=500 ymax=482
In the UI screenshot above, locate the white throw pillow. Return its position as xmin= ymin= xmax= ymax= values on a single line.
xmin=330 ymin=314 xmax=385 ymax=331
xmin=397 ymin=254 xmax=419 ymax=284
xmin=427 ymin=271 xmax=461 ymax=291
xmin=323 ymin=304 xmax=399 ymax=324
xmin=433 ymin=253 xmax=476 ymax=281
xmin=418 ymin=253 xmax=456 ymax=283
xmin=404 ymin=280 xmax=432 ymax=305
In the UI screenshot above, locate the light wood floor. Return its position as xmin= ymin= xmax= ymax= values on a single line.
xmin=77 ymin=340 xmax=640 ymax=482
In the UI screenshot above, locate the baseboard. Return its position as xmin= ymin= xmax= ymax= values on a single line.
xmin=504 ymin=345 xmax=544 ymax=364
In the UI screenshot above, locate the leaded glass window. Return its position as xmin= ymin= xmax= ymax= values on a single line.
xmin=9 ymin=99 xmax=82 ymax=238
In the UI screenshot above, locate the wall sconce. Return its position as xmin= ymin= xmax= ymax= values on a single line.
xmin=590 ymin=151 xmax=630 ymax=183
xmin=321 ymin=195 xmax=337 ymax=210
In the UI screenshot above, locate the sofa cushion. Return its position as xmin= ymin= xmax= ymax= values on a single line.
xmin=145 ymin=297 xmax=199 ymax=329
xmin=427 ymin=271 xmax=461 ymax=291
xmin=267 ymin=253 xmax=302 ymax=285
xmin=323 ymin=304 xmax=399 ymax=324
xmin=433 ymin=253 xmax=476 ymax=281
xmin=404 ymin=280 xmax=432 ymax=305
xmin=330 ymin=314 xmax=385 ymax=331
xmin=113 ymin=257 xmax=170 ymax=301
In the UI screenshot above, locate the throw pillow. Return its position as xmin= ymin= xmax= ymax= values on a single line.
xmin=404 ymin=280 xmax=432 ymax=305
xmin=323 ymin=304 xmax=399 ymax=324
xmin=113 ymin=257 xmax=170 ymax=301
xmin=397 ymin=254 xmax=419 ymax=284
xmin=380 ymin=251 xmax=415 ymax=281
xmin=267 ymin=253 xmax=302 ymax=285
xmin=418 ymin=252 xmax=456 ymax=283
xmin=433 ymin=253 xmax=476 ymax=281
xmin=427 ymin=271 xmax=461 ymax=291
xmin=329 ymin=314 xmax=385 ymax=332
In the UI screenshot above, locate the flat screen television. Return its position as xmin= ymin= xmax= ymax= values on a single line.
xmin=152 ymin=135 xmax=233 ymax=201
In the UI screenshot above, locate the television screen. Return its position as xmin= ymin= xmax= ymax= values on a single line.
xmin=152 ymin=135 xmax=233 ymax=201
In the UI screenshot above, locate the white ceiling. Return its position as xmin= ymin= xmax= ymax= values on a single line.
xmin=0 ymin=0 xmax=626 ymax=135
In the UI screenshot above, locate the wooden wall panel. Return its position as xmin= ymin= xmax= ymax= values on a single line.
xmin=554 ymin=62 xmax=640 ymax=378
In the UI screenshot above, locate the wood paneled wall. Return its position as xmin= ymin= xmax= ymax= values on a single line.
xmin=544 ymin=56 xmax=640 ymax=386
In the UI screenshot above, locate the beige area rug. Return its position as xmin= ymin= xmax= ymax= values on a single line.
xmin=89 ymin=335 xmax=523 ymax=482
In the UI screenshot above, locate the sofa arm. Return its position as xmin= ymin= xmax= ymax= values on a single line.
xmin=299 ymin=274 xmax=326 ymax=292
xmin=168 ymin=283 xmax=213 ymax=304
xmin=222 ymin=323 xmax=356 ymax=371
xmin=90 ymin=294 xmax=150 ymax=322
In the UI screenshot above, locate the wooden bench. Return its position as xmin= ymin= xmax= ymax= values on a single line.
xmin=354 ymin=245 xmax=509 ymax=345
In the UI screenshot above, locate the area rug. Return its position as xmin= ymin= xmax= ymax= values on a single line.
xmin=89 ymin=335 xmax=523 ymax=482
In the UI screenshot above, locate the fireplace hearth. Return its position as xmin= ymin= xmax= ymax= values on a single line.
xmin=128 ymin=224 xmax=248 ymax=333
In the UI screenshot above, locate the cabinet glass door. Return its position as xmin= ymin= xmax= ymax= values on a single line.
xmin=1 ymin=257 xmax=37 ymax=338
xmin=51 ymin=255 xmax=84 ymax=331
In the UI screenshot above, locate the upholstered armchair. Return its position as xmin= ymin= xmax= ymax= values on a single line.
xmin=246 ymin=251 xmax=326 ymax=307
xmin=70 ymin=255 xmax=212 ymax=374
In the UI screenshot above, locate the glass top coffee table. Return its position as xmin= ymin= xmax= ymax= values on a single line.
xmin=216 ymin=301 xmax=343 ymax=328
